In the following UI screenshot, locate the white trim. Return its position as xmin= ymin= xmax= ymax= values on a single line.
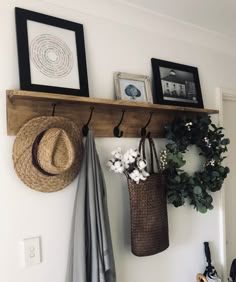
xmin=216 ymin=87 xmax=236 ymax=127
xmin=216 ymin=87 xmax=236 ymax=282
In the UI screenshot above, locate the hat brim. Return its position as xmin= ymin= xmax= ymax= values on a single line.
xmin=13 ymin=116 xmax=83 ymax=192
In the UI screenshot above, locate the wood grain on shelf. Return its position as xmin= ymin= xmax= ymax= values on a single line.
xmin=6 ymin=90 xmax=219 ymax=137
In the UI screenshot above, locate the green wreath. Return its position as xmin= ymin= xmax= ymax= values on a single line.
xmin=161 ymin=115 xmax=230 ymax=213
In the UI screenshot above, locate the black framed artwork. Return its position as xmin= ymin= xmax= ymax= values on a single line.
xmin=151 ymin=58 xmax=203 ymax=108
xmin=15 ymin=7 xmax=89 ymax=97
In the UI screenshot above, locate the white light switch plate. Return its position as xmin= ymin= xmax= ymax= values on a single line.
xmin=23 ymin=237 xmax=41 ymax=266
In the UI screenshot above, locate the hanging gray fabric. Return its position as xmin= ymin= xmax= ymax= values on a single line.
xmin=65 ymin=131 xmax=116 ymax=282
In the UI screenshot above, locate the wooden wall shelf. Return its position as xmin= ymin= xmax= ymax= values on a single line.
xmin=7 ymin=90 xmax=219 ymax=137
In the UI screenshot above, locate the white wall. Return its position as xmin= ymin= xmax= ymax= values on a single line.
xmin=1 ymin=0 xmax=236 ymax=281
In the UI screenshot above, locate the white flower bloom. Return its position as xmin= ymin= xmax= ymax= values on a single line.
xmin=124 ymin=162 xmax=130 ymax=169
xmin=185 ymin=122 xmax=193 ymax=131
xmin=107 ymin=160 xmax=113 ymax=167
xmin=203 ymin=137 xmax=210 ymax=145
xmin=124 ymin=151 xmax=135 ymax=163
xmin=133 ymin=169 xmax=140 ymax=176
xmin=209 ymin=160 xmax=215 ymax=166
xmin=129 ymin=169 xmax=149 ymax=184
xmin=129 ymin=170 xmax=141 ymax=184
xmin=130 ymin=149 xmax=139 ymax=158
xmin=111 ymin=147 xmax=122 ymax=159
xmin=116 ymin=166 xmax=124 ymax=173
xmin=109 ymin=160 xmax=124 ymax=173
xmin=129 ymin=156 xmax=135 ymax=163
xmin=129 ymin=169 xmax=139 ymax=177
xmin=137 ymin=158 xmax=147 ymax=170
xmin=129 ymin=171 xmax=135 ymax=179
xmin=141 ymin=170 xmax=149 ymax=177
xmin=123 ymin=154 xmax=129 ymax=161
xmin=114 ymin=161 xmax=121 ymax=168
xmin=114 ymin=153 xmax=122 ymax=159
xmin=111 ymin=147 xmax=121 ymax=154
xmin=139 ymin=173 xmax=146 ymax=181
xmin=110 ymin=165 xmax=116 ymax=171
xmin=185 ymin=122 xmax=192 ymax=126
xmin=108 ymin=147 xmax=150 ymax=183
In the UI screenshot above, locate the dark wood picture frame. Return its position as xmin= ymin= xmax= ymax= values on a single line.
xmin=15 ymin=7 xmax=89 ymax=97
xmin=151 ymin=58 xmax=203 ymax=108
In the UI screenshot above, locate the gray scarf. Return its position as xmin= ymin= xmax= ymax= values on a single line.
xmin=66 ymin=131 xmax=116 ymax=282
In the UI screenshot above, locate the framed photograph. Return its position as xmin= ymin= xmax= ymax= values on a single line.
xmin=151 ymin=58 xmax=203 ymax=108
xmin=114 ymin=72 xmax=153 ymax=103
xmin=15 ymin=7 xmax=89 ymax=97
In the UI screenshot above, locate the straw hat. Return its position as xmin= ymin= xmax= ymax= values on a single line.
xmin=13 ymin=116 xmax=83 ymax=192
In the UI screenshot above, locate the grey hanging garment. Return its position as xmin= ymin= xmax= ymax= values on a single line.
xmin=65 ymin=131 xmax=116 ymax=282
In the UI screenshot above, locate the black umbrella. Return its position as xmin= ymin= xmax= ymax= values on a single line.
xmin=203 ymin=242 xmax=221 ymax=282
xmin=229 ymin=259 xmax=236 ymax=282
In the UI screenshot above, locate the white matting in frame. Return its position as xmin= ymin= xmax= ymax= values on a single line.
xmin=27 ymin=20 xmax=80 ymax=89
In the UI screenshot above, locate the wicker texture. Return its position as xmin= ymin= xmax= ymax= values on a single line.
xmin=127 ymin=135 xmax=169 ymax=256
xmin=13 ymin=116 xmax=83 ymax=192
xmin=37 ymin=128 xmax=75 ymax=174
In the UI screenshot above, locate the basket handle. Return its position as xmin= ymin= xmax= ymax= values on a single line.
xmin=138 ymin=134 xmax=160 ymax=173
xmin=148 ymin=134 xmax=160 ymax=173
xmin=138 ymin=136 xmax=146 ymax=160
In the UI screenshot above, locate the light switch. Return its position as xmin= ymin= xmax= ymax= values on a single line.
xmin=23 ymin=237 xmax=41 ymax=266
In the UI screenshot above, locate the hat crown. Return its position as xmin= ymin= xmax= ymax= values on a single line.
xmin=37 ymin=128 xmax=75 ymax=175
xmin=13 ymin=116 xmax=83 ymax=192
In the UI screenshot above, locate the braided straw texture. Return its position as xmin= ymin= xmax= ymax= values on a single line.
xmin=13 ymin=116 xmax=83 ymax=192
xmin=128 ymin=174 xmax=169 ymax=256
xmin=127 ymin=135 xmax=169 ymax=256
xmin=37 ymin=128 xmax=75 ymax=174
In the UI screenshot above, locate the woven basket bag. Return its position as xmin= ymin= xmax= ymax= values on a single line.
xmin=128 ymin=135 xmax=169 ymax=256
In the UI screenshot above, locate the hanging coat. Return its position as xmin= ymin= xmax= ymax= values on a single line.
xmin=65 ymin=131 xmax=116 ymax=282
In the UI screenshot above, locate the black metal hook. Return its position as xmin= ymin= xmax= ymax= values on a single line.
xmin=52 ymin=103 xmax=57 ymax=116
xmin=113 ymin=110 xmax=125 ymax=138
xmin=82 ymin=107 xmax=94 ymax=136
xmin=141 ymin=112 xmax=153 ymax=137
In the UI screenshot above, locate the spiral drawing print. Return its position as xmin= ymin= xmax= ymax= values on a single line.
xmin=30 ymin=34 xmax=74 ymax=78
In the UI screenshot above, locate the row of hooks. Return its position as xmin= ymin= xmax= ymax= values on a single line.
xmin=51 ymin=103 xmax=153 ymax=138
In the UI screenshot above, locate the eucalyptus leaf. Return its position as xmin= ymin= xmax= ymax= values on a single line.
xmin=174 ymin=176 xmax=181 ymax=183
xmin=193 ymin=186 xmax=202 ymax=195
xmin=221 ymin=138 xmax=230 ymax=145
xmin=198 ymin=205 xmax=207 ymax=214
xmin=212 ymin=171 xmax=220 ymax=177
xmin=177 ymin=152 xmax=183 ymax=158
xmin=225 ymin=167 xmax=230 ymax=173
xmin=168 ymin=195 xmax=177 ymax=202
xmin=219 ymin=166 xmax=225 ymax=174
xmin=165 ymin=115 xmax=230 ymax=213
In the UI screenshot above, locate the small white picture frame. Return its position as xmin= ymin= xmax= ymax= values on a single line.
xmin=114 ymin=72 xmax=153 ymax=103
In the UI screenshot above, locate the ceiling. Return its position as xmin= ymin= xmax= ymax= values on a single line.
xmin=119 ymin=0 xmax=236 ymax=38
